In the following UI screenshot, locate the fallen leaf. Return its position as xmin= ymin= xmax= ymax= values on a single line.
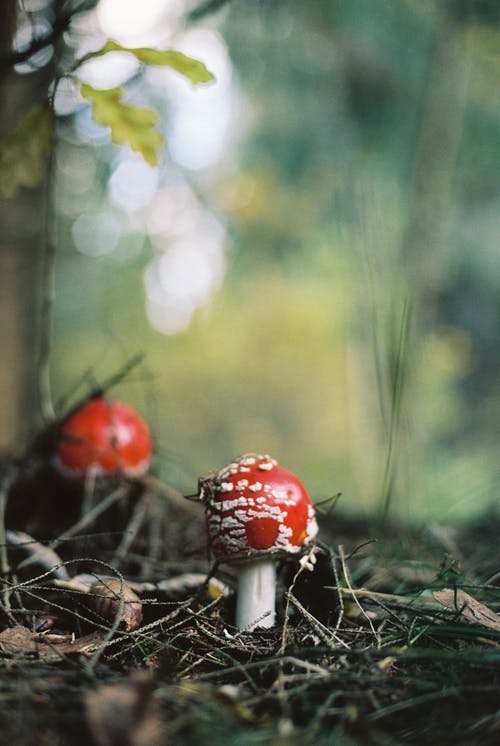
xmin=0 ymin=625 xmax=38 ymax=656
xmin=433 ymin=589 xmax=500 ymax=632
xmin=0 ymin=625 xmax=107 ymax=659
xmin=51 ymin=631 xmax=107 ymax=657
xmin=85 ymin=671 xmax=165 ymax=746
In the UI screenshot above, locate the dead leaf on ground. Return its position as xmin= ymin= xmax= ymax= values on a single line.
xmin=0 ymin=625 xmax=38 ymax=656
xmin=85 ymin=671 xmax=165 ymax=746
xmin=0 ymin=625 xmax=107 ymax=658
xmin=433 ymin=589 xmax=500 ymax=632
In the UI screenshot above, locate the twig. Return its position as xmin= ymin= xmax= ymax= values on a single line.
xmin=84 ymin=567 xmax=127 ymax=673
xmin=92 ymin=353 xmax=145 ymax=396
xmin=5 ymin=530 xmax=69 ymax=580
xmin=279 ymin=545 xmax=318 ymax=655
xmin=287 ymin=592 xmax=349 ymax=650
xmin=338 ymin=544 xmax=381 ymax=646
xmin=50 ymin=484 xmax=128 ymax=551
xmin=0 ymin=0 xmax=93 ymax=71
xmin=111 ymin=494 xmax=149 ymax=567
xmin=368 ymin=686 xmax=459 ymax=721
xmin=144 ymin=497 xmax=163 ymax=574
xmin=330 ymin=551 xmax=345 ymax=634
xmin=79 ymin=465 xmax=99 ymax=520
xmin=16 ymin=485 xmax=128 ymax=574
xmin=141 ymin=474 xmax=202 ymax=517
xmin=56 ymin=353 xmax=146 ymax=421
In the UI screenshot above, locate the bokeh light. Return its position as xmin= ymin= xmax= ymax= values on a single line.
xmin=144 ymin=209 xmax=226 ymax=334
xmin=108 ymin=159 xmax=161 ymax=213
xmin=72 ymin=211 xmax=122 ymax=257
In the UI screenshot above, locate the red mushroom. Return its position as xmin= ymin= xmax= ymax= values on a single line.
xmin=199 ymin=453 xmax=318 ymax=630
xmin=54 ymin=395 xmax=153 ymax=479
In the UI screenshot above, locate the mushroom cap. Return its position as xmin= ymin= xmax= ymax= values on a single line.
xmin=200 ymin=453 xmax=318 ymax=562
xmin=54 ymin=396 xmax=153 ymax=478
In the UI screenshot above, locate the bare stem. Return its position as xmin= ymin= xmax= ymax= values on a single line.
xmin=236 ymin=559 xmax=276 ymax=630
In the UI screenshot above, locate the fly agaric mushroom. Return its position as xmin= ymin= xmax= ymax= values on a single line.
xmin=54 ymin=395 xmax=153 ymax=479
xmin=199 ymin=453 xmax=318 ymax=630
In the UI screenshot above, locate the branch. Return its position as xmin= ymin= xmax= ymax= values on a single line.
xmin=0 ymin=0 xmax=95 ymax=73
xmin=187 ymin=0 xmax=232 ymax=22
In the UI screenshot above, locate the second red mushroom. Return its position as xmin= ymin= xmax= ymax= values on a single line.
xmin=199 ymin=453 xmax=318 ymax=630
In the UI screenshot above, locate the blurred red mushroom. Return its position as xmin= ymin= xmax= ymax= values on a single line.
xmin=199 ymin=453 xmax=318 ymax=630
xmin=54 ymin=395 xmax=153 ymax=479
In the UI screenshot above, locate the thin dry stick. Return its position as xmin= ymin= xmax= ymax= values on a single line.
xmin=48 ymin=484 xmax=128 ymax=551
xmin=274 ymin=546 xmax=328 ymax=722
xmin=111 ymin=493 xmax=149 ymax=566
xmin=275 ymin=656 xmax=331 ymax=678
xmin=338 ymin=544 xmax=381 ymax=646
xmin=142 ymin=474 xmax=201 ymax=517
xmin=54 ymin=353 xmax=144 ymax=417
xmin=17 ymin=485 xmax=128 ymax=573
xmin=85 ymin=569 xmax=127 ymax=673
xmin=279 ymin=548 xmax=316 ymax=655
xmin=179 ymin=626 xmax=258 ymax=686
xmin=368 ymin=687 xmax=460 ymax=722
xmin=287 ymin=592 xmax=349 ymax=650
xmin=5 ymin=530 xmax=69 ymax=580
xmin=79 ymin=465 xmax=99 ymax=521
xmin=103 ymin=602 xmax=196 ymax=660
xmin=330 ymin=551 xmax=345 ymax=634
xmin=197 ymin=654 xmax=332 ymax=684
xmin=144 ymin=497 xmax=164 ymax=573
xmin=329 ymin=586 xmax=417 ymax=604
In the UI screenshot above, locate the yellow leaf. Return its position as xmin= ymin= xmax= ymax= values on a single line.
xmin=81 ymin=40 xmax=215 ymax=85
xmin=80 ymin=83 xmax=163 ymax=166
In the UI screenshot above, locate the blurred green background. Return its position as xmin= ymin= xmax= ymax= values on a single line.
xmin=49 ymin=0 xmax=499 ymax=523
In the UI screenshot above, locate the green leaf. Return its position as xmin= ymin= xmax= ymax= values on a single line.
xmin=0 ymin=104 xmax=52 ymax=197
xmin=80 ymin=83 xmax=163 ymax=166
xmin=80 ymin=40 xmax=215 ymax=85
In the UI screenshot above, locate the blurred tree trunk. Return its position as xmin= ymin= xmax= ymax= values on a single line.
xmin=0 ymin=1 xmax=51 ymax=455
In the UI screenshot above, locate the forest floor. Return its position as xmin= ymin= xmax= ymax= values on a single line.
xmin=0 ymin=463 xmax=499 ymax=746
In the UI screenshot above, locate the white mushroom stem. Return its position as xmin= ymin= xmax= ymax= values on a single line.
xmin=235 ymin=559 xmax=276 ymax=630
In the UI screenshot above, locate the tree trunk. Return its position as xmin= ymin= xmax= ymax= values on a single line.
xmin=0 ymin=1 xmax=50 ymax=455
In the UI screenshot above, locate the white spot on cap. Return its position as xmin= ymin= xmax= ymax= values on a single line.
xmin=215 ymin=496 xmax=255 ymax=512
xmin=270 ymin=488 xmax=288 ymax=501
xmin=248 ymin=482 xmax=263 ymax=493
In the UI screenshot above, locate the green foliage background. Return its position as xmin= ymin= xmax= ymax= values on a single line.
xmin=49 ymin=0 xmax=499 ymax=523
